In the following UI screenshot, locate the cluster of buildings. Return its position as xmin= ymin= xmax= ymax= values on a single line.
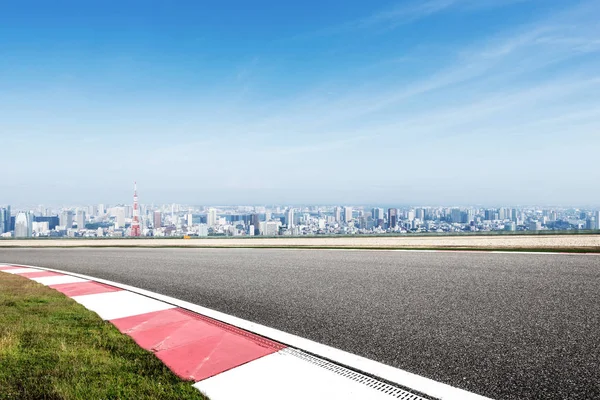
xmin=1 ymin=202 xmax=600 ymax=239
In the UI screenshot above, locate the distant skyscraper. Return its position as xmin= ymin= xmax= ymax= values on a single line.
xmin=60 ymin=210 xmax=73 ymax=229
xmin=595 ymin=211 xmax=600 ymax=230
xmin=76 ymin=210 xmax=86 ymax=230
xmin=484 ymin=209 xmax=497 ymax=221
xmin=187 ymin=213 xmax=193 ymax=227
xmin=372 ymin=208 xmax=385 ymax=226
xmin=415 ymin=208 xmax=425 ymax=220
xmin=344 ymin=206 xmax=352 ymax=223
xmin=0 ymin=207 xmax=7 ymax=233
xmin=207 ymin=208 xmax=218 ymax=227
xmin=14 ymin=212 xmax=32 ymax=238
xmin=388 ymin=208 xmax=398 ymax=229
xmin=511 ymin=208 xmax=518 ymax=222
xmin=334 ymin=207 xmax=341 ymax=223
xmin=130 ymin=182 xmax=141 ymax=237
xmin=115 ymin=207 xmax=126 ymax=229
xmin=286 ymin=208 xmax=294 ymax=228
xmin=153 ymin=211 xmax=162 ymax=228
xmin=451 ymin=208 xmax=462 ymax=223
xmin=4 ymin=205 xmax=11 ymax=232
xmin=251 ymin=213 xmax=260 ymax=235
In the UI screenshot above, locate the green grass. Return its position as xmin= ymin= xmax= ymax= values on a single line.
xmin=0 ymin=273 xmax=207 ymax=400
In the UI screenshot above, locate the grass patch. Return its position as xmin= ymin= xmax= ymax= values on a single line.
xmin=0 ymin=273 xmax=207 ymax=400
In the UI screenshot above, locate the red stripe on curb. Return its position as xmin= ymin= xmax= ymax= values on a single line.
xmin=17 ymin=271 xmax=63 ymax=278
xmin=111 ymin=308 xmax=192 ymax=333
xmin=111 ymin=308 xmax=285 ymax=382
xmin=50 ymin=281 xmax=122 ymax=297
xmin=154 ymin=332 xmax=281 ymax=381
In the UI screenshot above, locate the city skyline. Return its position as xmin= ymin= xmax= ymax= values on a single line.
xmin=1 ymin=0 xmax=600 ymax=205
xmin=2 ymin=184 xmax=599 ymax=238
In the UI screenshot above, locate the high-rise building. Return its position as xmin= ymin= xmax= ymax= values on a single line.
xmin=14 ymin=212 xmax=32 ymax=238
xmin=187 ymin=213 xmax=193 ymax=227
xmin=60 ymin=210 xmax=73 ymax=229
xmin=372 ymin=208 xmax=384 ymax=220
xmin=451 ymin=208 xmax=462 ymax=223
xmin=251 ymin=213 xmax=260 ymax=235
xmin=595 ymin=211 xmax=600 ymax=230
xmin=344 ymin=206 xmax=352 ymax=223
xmin=153 ymin=211 xmax=162 ymax=228
xmin=207 ymin=208 xmax=218 ymax=227
xmin=76 ymin=210 xmax=86 ymax=230
xmin=5 ymin=205 xmax=11 ymax=232
xmin=115 ymin=207 xmax=126 ymax=229
xmin=286 ymin=208 xmax=294 ymax=228
xmin=334 ymin=207 xmax=341 ymax=223
xmin=484 ymin=209 xmax=497 ymax=221
xmin=416 ymin=208 xmax=425 ymax=220
xmin=0 ymin=207 xmax=7 ymax=233
xmin=388 ymin=208 xmax=398 ymax=229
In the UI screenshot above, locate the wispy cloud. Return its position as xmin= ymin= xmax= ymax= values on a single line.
xmin=302 ymin=0 xmax=532 ymax=38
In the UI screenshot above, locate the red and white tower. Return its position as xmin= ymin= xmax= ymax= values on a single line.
xmin=131 ymin=181 xmax=141 ymax=237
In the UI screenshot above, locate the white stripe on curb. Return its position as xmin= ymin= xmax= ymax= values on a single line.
xmin=3 ymin=262 xmax=492 ymax=400
xmin=4 ymin=267 xmax=41 ymax=274
xmin=195 ymin=349 xmax=406 ymax=400
xmin=71 ymin=291 xmax=176 ymax=321
xmin=31 ymin=275 xmax=89 ymax=285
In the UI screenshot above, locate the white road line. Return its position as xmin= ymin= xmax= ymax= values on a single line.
xmin=30 ymin=275 xmax=89 ymax=285
xmin=3 ymin=263 xmax=492 ymax=400
xmin=71 ymin=290 xmax=175 ymax=321
xmin=195 ymin=349 xmax=417 ymax=400
xmin=4 ymin=267 xmax=41 ymax=274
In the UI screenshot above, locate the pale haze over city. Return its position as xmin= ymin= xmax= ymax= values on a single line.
xmin=2 ymin=0 xmax=600 ymax=206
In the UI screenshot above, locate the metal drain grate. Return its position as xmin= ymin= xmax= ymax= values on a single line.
xmin=283 ymin=348 xmax=430 ymax=399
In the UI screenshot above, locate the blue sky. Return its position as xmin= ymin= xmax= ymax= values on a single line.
xmin=1 ymin=0 xmax=599 ymax=206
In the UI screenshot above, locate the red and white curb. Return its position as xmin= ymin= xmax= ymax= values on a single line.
xmin=0 ymin=263 xmax=491 ymax=400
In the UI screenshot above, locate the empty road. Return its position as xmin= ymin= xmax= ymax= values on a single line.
xmin=1 ymin=248 xmax=598 ymax=400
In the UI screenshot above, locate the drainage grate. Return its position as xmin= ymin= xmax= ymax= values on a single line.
xmin=283 ymin=348 xmax=431 ymax=400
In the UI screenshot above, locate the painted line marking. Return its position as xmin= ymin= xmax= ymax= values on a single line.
xmin=71 ymin=290 xmax=175 ymax=321
xmin=195 ymin=349 xmax=415 ymax=400
xmin=4 ymin=267 xmax=41 ymax=274
xmin=30 ymin=275 xmax=89 ymax=286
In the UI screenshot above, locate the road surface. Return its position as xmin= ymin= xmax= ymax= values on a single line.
xmin=1 ymin=248 xmax=598 ymax=399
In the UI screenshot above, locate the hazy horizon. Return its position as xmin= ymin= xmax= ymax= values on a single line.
xmin=2 ymin=0 xmax=599 ymax=205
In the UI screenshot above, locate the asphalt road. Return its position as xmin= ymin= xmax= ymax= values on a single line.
xmin=1 ymin=248 xmax=599 ymax=400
